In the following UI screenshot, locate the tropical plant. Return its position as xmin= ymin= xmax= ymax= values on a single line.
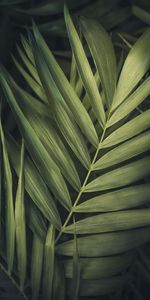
xmin=0 ymin=5 xmax=150 ymax=300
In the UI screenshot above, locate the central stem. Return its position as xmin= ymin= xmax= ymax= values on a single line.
xmin=55 ymin=126 xmax=107 ymax=244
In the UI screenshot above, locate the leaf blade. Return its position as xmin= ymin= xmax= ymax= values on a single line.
xmin=75 ymin=184 xmax=150 ymax=213
xmin=0 ymin=123 xmax=15 ymax=273
xmin=15 ymin=139 xmax=27 ymax=288
xmin=80 ymin=17 xmax=116 ymax=107
xmin=112 ymin=28 xmax=150 ymax=110
xmin=0 ymin=71 xmax=71 ymax=211
xmin=85 ymin=157 xmax=150 ymax=192
xmin=64 ymin=5 xmax=105 ymax=126
xmin=32 ymin=22 xmax=99 ymax=148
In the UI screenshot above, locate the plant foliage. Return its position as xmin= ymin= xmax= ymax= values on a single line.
xmin=0 ymin=4 xmax=150 ymax=300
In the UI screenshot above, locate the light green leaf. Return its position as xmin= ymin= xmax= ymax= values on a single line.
xmin=5 ymin=72 xmax=51 ymax=119
xmin=85 ymin=157 xmax=150 ymax=192
xmin=31 ymin=234 xmax=44 ymax=300
xmin=29 ymin=115 xmax=81 ymax=191
xmin=56 ymin=227 xmax=150 ymax=257
xmin=0 ymin=123 xmax=15 ymax=273
xmin=108 ymin=77 xmax=150 ymax=127
xmin=75 ymin=183 xmax=150 ymax=213
xmin=80 ymin=17 xmax=116 ymax=107
xmin=15 ymin=139 xmax=26 ymax=289
xmin=6 ymin=133 xmax=62 ymax=229
xmin=21 ymin=35 xmax=35 ymax=65
xmin=112 ymin=28 xmax=150 ymax=111
xmin=70 ymin=53 xmax=78 ymax=89
xmin=64 ymin=5 xmax=105 ymax=126
xmin=64 ymin=252 xmax=132 ymax=279
xmin=32 ymin=44 xmax=91 ymax=169
xmin=43 ymin=225 xmax=55 ymax=300
xmin=27 ymin=201 xmax=47 ymax=242
xmin=32 ymin=22 xmax=99 ymax=148
xmin=103 ymin=109 xmax=150 ymax=148
xmin=64 ymin=208 xmax=150 ymax=234
xmin=12 ymin=55 xmax=47 ymax=103
xmin=0 ymin=72 xmax=71 ymax=211
xmin=17 ymin=45 xmax=41 ymax=84
xmin=94 ymin=131 xmax=150 ymax=170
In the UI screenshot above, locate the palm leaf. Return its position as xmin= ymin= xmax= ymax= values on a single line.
xmin=0 ymin=122 xmax=15 ymax=274
xmin=6 ymin=133 xmax=61 ymax=229
xmin=80 ymin=16 xmax=116 ymax=107
xmin=56 ymin=227 xmax=150 ymax=257
xmin=64 ymin=5 xmax=105 ymax=126
xmin=31 ymin=234 xmax=44 ymax=300
xmin=0 ymin=5 xmax=150 ymax=299
xmin=15 ymin=139 xmax=26 ymax=289
xmin=0 ymin=72 xmax=71 ymax=211
xmin=43 ymin=225 xmax=55 ymax=300
xmin=111 ymin=28 xmax=150 ymax=111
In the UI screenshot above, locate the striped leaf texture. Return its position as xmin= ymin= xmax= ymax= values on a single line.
xmin=0 ymin=5 xmax=150 ymax=300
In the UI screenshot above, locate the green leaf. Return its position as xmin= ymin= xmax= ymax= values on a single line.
xmin=32 ymin=44 xmax=91 ymax=170
xmin=12 ymin=55 xmax=47 ymax=103
xmin=111 ymin=28 xmax=150 ymax=111
xmin=0 ymin=123 xmax=15 ymax=273
xmin=27 ymin=201 xmax=47 ymax=242
xmin=31 ymin=234 xmax=44 ymax=300
xmin=43 ymin=225 xmax=55 ymax=300
xmin=85 ymin=157 xmax=150 ymax=192
xmin=93 ymin=131 xmax=150 ymax=170
xmin=5 ymin=72 xmax=51 ymax=119
xmin=0 ymin=72 xmax=71 ymax=211
xmin=28 ymin=114 xmax=81 ymax=191
xmin=17 ymin=45 xmax=41 ymax=85
xmin=32 ymin=22 xmax=99 ymax=148
xmin=75 ymin=183 xmax=150 ymax=213
xmin=108 ymin=77 xmax=150 ymax=127
xmin=80 ymin=17 xmax=116 ymax=107
xmin=6 ymin=133 xmax=61 ymax=229
xmin=56 ymin=227 xmax=150 ymax=257
xmin=15 ymin=139 xmax=26 ymax=289
xmin=64 ymin=252 xmax=132 ymax=279
xmin=103 ymin=109 xmax=150 ymax=148
xmin=64 ymin=208 xmax=150 ymax=234
xmin=64 ymin=5 xmax=105 ymax=126
xmin=21 ymin=35 xmax=35 ymax=65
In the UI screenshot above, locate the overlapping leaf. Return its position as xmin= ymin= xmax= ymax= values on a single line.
xmin=56 ymin=227 xmax=150 ymax=257
xmin=0 ymin=6 xmax=150 ymax=299
xmin=80 ymin=17 xmax=116 ymax=107
xmin=31 ymin=234 xmax=44 ymax=300
xmin=0 ymin=72 xmax=71 ymax=211
xmin=15 ymin=139 xmax=26 ymax=288
xmin=6 ymin=133 xmax=61 ymax=229
xmin=32 ymin=22 xmax=99 ymax=148
xmin=64 ymin=5 xmax=105 ymax=126
xmin=111 ymin=28 xmax=150 ymax=111
xmin=0 ymin=123 xmax=15 ymax=273
xmin=75 ymin=184 xmax=150 ymax=213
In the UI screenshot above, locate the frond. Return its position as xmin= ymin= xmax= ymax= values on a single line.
xmin=0 ymin=5 xmax=150 ymax=299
